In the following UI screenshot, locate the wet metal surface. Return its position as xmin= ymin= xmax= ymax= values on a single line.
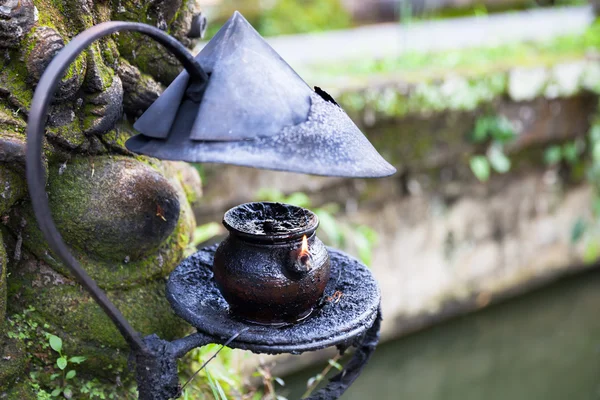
xmin=223 ymin=202 xmax=318 ymax=240
xmin=214 ymin=202 xmax=330 ymax=324
xmin=167 ymin=245 xmax=380 ymax=354
xmin=126 ymin=12 xmax=395 ymax=178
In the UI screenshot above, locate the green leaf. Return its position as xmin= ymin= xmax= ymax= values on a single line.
xmin=489 ymin=117 xmax=516 ymax=143
xmin=50 ymin=373 xmax=60 ymax=381
xmin=471 ymin=116 xmax=516 ymax=144
xmin=544 ymin=146 xmax=562 ymax=165
xmin=48 ymin=335 xmax=62 ymax=353
xmin=206 ymin=370 xmax=228 ymax=400
xmin=469 ymin=155 xmax=490 ymax=182
xmin=66 ymin=370 xmax=76 ymax=380
xmin=51 ymin=388 xmax=62 ymax=397
xmin=562 ymin=142 xmax=579 ymax=164
xmin=487 ymin=145 xmax=511 ymax=174
xmin=68 ymin=356 xmax=86 ymax=364
xmin=471 ymin=118 xmax=490 ymax=143
xmin=63 ymin=388 xmax=73 ymax=398
xmin=57 ymin=356 xmax=67 ymax=370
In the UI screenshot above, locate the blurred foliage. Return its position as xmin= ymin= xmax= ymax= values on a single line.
xmin=255 ymin=188 xmax=379 ymax=266
xmin=538 ymin=110 xmax=600 ymax=264
xmin=179 ymin=344 xmax=251 ymax=399
xmin=258 ymin=0 xmax=351 ymax=36
xmin=572 ymin=121 xmax=600 ymax=263
xmin=301 ymin=354 xmax=342 ymax=398
xmin=469 ymin=116 xmax=517 ymax=181
xmin=312 ymin=19 xmax=600 ymax=80
xmin=190 ymin=222 xmax=223 ymax=251
xmin=204 ymin=0 xmax=351 ymax=39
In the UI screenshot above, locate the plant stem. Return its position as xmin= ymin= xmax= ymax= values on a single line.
xmin=301 ymin=354 xmax=342 ymax=398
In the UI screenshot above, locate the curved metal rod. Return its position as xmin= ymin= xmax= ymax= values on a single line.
xmin=168 ymin=308 xmax=382 ymax=400
xmin=306 ymin=307 xmax=382 ymax=400
xmin=26 ymin=21 xmax=208 ymax=353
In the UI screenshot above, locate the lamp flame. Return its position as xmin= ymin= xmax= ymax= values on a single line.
xmin=299 ymin=235 xmax=311 ymax=270
xmin=300 ymin=235 xmax=309 ymax=257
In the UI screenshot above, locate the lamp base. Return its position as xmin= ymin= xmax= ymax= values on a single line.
xmin=166 ymin=245 xmax=380 ymax=355
xmin=141 ymin=245 xmax=382 ymax=400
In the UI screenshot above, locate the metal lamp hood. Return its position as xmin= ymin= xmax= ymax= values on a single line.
xmin=126 ymin=11 xmax=396 ymax=178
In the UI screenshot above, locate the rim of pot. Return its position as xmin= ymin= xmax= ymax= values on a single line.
xmin=222 ymin=202 xmax=319 ymax=243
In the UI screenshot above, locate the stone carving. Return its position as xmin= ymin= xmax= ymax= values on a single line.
xmin=0 ymin=0 xmax=204 ymax=396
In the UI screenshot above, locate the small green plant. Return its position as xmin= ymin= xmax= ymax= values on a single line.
xmin=302 ymin=355 xmax=343 ymax=398
xmin=46 ymin=334 xmax=87 ymax=398
xmin=543 ymin=140 xmax=586 ymax=167
xmin=469 ymin=115 xmax=516 ymax=182
xmin=179 ymin=343 xmax=247 ymax=399
xmin=253 ymin=363 xmax=287 ymax=400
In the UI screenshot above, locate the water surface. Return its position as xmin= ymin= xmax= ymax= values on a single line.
xmin=282 ymin=270 xmax=600 ymax=399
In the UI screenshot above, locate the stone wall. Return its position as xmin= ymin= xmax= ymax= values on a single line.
xmin=0 ymin=0 xmax=204 ymax=396
xmin=195 ymin=58 xmax=600 ymax=362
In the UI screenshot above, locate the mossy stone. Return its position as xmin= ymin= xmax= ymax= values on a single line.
xmin=0 ymin=231 xmax=6 ymax=326
xmin=0 ymin=381 xmax=36 ymax=399
xmin=0 ymin=333 xmax=29 ymax=392
xmin=11 ymin=158 xmax=197 ymax=289
xmin=0 ymin=156 xmax=27 ymax=215
xmin=44 ymin=156 xmax=180 ymax=262
xmin=8 ymin=257 xmax=190 ymax=376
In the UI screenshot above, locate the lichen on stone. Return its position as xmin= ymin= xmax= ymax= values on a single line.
xmin=0 ymin=0 xmax=202 ymax=394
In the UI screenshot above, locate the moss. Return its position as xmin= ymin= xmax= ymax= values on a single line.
xmin=340 ymin=73 xmax=507 ymax=122
xmin=0 ymin=51 xmax=34 ymax=111
xmin=308 ymin=20 xmax=600 ymax=83
xmin=101 ymin=128 xmax=132 ymax=152
xmin=17 ymin=209 xmax=193 ymax=289
xmin=0 ymin=332 xmax=29 ymax=392
xmin=1 ymin=382 xmax=37 ymax=399
xmin=0 ymin=167 xmax=26 ymax=215
xmin=12 ymin=156 xmax=196 ymax=289
xmin=366 ymin=107 xmax=483 ymax=169
xmin=8 ymin=267 xmax=190 ymax=376
xmin=87 ymin=43 xmax=115 ymax=91
xmin=32 ymin=0 xmax=67 ymax=34
xmin=61 ymin=52 xmax=87 ymax=82
xmin=181 ymin=178 xmax=199 ymax=206
xmin=0 ymin=233 xmax=5 ymax=326
xmin=46 ymin=116 xmax=86 ymax=149
xmin=0 ymin=102 xmax=27 ymax=136
xmin=100 ymin=38 xmax=120 ymax=68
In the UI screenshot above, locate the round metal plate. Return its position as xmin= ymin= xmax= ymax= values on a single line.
xmin=166 ymin=245 xmax=380 ymax=354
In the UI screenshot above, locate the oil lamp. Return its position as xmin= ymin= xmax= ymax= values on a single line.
xmin=213 ymin=202 xmax=331 ymax=325
xmin=25 ymin=11 xmax=395 ymax=400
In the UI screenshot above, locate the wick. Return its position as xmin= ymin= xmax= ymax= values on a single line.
xmin=300 ymin=254 xmax=311 ymax=270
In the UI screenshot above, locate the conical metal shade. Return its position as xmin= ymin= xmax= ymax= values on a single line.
xmin=126 ymin=12 xmax=396 ymax=178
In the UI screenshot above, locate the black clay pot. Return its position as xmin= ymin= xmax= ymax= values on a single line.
xmin=213 ymin=202 xmax=330 ymax=325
